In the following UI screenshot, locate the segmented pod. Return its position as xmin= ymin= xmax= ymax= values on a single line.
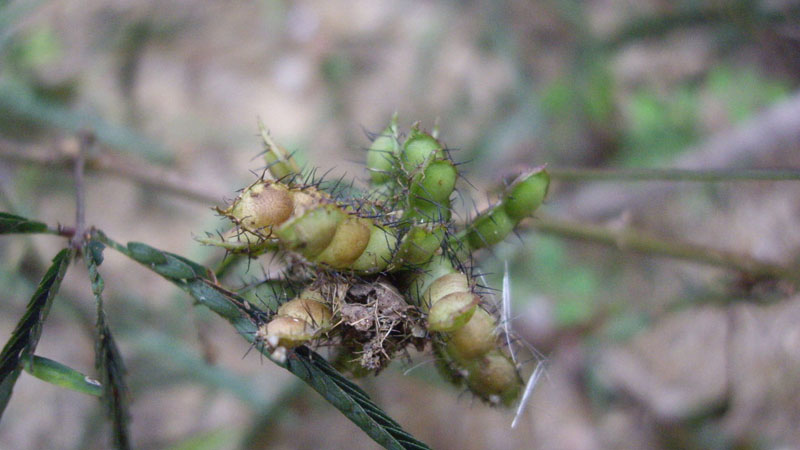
xmin=205 ymin=117 xmax=549 ymax=408
xmin=463 ymin=350 xmax=522 ymax=406
xmin=209 ymin=178 xmax=452 ymax=272
xmin=366 ymin=114 xmax=400 ymax=185
xmin=400 ymin=127 xmax=458 ymax=223
xmin=407 ymin=255 xmax=523 ymax=406
xmin=463 ymin=168 xmax=550 ymax=251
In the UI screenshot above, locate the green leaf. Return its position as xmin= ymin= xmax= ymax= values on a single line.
xmin=22 ymin=355 xmax=102 ymax=397
xmin=288 ymin=347 xmax=431 ymax=450
xmin=126 ymin=241 xmax=199 ymax=279
xmin=0 ymin=248 xmax=71 ymax=420
xmin=85 ymin=240 xmax=131 ymax=450
xmin=0 ymin=211 xmax=48 ymax=234
xmin=127 ymin=241 xmax=168 ymax=264
xmin=97 ymin=232 xmax=430 ymax=450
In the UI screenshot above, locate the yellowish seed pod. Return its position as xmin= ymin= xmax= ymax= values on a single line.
xmin=276 ymin=205 xmax=346 ymax=258
xmin=465 ymin=351 xmax=523 ymax=406
xmin=422 ymin=273 xmax=470 ymax=311
xmin=277 ymin=297 xmax=332 ymax=329
xmin=427 ymin=292 xmax=478 ymax=332
xmin=265 ymin=316 xmax=317 ymax=348
xmin=350 ymin=225 xmax=397 ymax=273
xmin=313 ymin=216 xmax=372 ymax=268
xmin=231 ymin=182 xmax=294 ymax=229
xmin=445 ymin=307 xmax=497 ymax=362
xmin=297 ymin=286 xmax=327 ymax=303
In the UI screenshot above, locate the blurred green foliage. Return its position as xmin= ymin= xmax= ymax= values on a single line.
xmin=618 ymin=65 xmax=790 ymax=166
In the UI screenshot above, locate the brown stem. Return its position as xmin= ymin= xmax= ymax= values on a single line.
xmin=528 ymin=215 xmax=799 ymax=282
xmin=0 ymin=138 xmax=220 ymax=205
xmin=70 ymin=131 xmax=93 ymax=250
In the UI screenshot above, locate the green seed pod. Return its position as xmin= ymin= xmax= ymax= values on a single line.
xmin=366 ymin=115 xmax=399 ymax=184
xmin=401 ymin=127 xmax=443 ymax=172
xmin=275 ymin=205 xmax=346 ymax=258
xmin=445 ymin=307 xmax=497 ymax=362
xmin=313 ymin=216 xmax=372 ymax=268
xmin=409 ymin=160 xmax=457 ymax=222
xmin=393 ymin=226 xmax=444 ymax=267
xmin=458 ymin=168 xmax=550 ymax=253
xmin=503 ymin=168 xmax=550 ymax=221
xmin=465 ymin=207 xmax=515 ymax=250
xmin=230 ymin=182 xmax=294 ymax=229
xmin=465 ymin=351 xmax=523 ymax=406
xmin=350 ymin=225 xmax=398 ymax=273
xmin=265 ymin=316 xmax=317 ymax=348
xmin=427 ymin=292 xmax=478 ymax=332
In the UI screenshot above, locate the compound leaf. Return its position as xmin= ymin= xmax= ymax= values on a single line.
xmin=96 ymin=232 xmax=429 ymax=450
xmin=85 ymin=240 xmax=131 ymax=450
xmin=0 ymin=248 xmax=71 ymax=419
xmin=0 ymin=212 xmax=48 ymax=234
xmin=22 ymin=355 xmax=103 ymax=397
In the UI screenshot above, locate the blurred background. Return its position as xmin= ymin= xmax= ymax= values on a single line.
xmin=1 ymin=0 xmax=800 ymax=448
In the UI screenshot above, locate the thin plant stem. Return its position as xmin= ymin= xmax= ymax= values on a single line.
xmin=547 ymin=167 xmax=800 ymax=182
xmin=0 ymin=139 xmax=219 ymax=204
xmin=528 ymin=215 xmax=799 ymax=282
xmin=70 ymin=131 xmax=93 ymax=249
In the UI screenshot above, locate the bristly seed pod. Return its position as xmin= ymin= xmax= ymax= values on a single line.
xmin=464 ymin=351 xmax=522 ymax=406
xmin=401 ymin=126 xmax=444 ymax=172
xmin=230 ymin=182 xmax=294 ymax=230
xmin=367 ymin=114 xmax=400 ymax=184
xmin=445 ymin=307 xmax=497 ymax=362
xmin=262 ymin=287 xmax=334 ymax=349
xmin=463 ymin=167 xmax=550 ymax=251
xmin=208 ymin=117 xmax=549 ymax=408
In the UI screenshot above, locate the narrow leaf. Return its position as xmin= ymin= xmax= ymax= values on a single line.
xmin=97 ymin=232 xmax=429 ymax=450
xmin=22 ymin=355 xmax=103 ymax=397
xmin=0 ymin=212 xmax=48 ymax=234
xmin=0 ymin=248 xmax=71 ymax=419
xmin=85 ymin=240 xmax=132 ymax=450
xmin=126 ymin=241 xmax=199 ymax=279
xmin=287 ymin=347 xmax=431 ymax=450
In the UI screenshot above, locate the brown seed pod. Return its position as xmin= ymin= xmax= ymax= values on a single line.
xmin=230 ymin=182 xmax=294 ymax=230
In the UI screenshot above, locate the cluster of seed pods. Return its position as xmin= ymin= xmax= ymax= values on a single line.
xmin=204 ymin=117 xmax=549 ymax=406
